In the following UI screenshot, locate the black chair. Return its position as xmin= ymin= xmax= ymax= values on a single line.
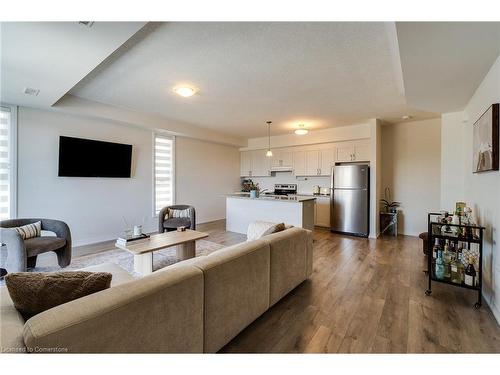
xmin=158 ymin=205 xmax=196 ymax=233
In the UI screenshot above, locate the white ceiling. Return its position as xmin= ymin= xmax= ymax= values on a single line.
xmin=0 ymin=22 xmax=146 ymax=107
xmin=69 ymin=22 xmax=435 ymax=138
xmin=397 ymin=22 xmax=500 ymax=114
xmin=2 ymin=22 xmax=499 ymax=139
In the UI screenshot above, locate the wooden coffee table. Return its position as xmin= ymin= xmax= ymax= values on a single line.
xmin=115 ymin=229 xmax=209 ymax=276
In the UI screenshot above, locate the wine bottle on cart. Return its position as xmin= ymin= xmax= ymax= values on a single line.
xmin=464 ymin=256 xmax=476 ymax=287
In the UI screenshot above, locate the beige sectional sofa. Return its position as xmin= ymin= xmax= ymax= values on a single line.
xmin=0 ymin=227 xmax=313 ymax=353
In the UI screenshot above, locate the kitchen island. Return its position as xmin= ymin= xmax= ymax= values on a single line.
xmin=226 ymin=194 xmax=316 ymax=234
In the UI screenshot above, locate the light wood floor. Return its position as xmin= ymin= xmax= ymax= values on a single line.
xmin=195 ymin=220 xmax=500 ymax=353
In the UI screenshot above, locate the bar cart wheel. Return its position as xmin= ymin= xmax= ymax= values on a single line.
xmin=425 ymin=290 xmax=432 ymax=296
xmin=474 ymin=302 xmax=481 ymax=309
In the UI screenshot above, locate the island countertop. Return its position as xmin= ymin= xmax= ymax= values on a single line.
xmin=226 ymin=194 xmax=316 ymax=203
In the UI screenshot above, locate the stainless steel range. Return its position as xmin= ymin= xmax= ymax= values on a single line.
xmin=264 ymin=184 xmax=297 ymax=196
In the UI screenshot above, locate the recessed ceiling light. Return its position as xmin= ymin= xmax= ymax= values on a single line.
xmin=173 ymin=86 xmax=197 ymax=98
xmin=294 ymin=124 xmax=309 ymax=135
xmin=402 ymin=115 xmax=413 ymax=120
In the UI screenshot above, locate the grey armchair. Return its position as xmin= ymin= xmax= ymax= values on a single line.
xmin=0 ymin=218 xmax=72 ymax=273
xmin=158 ymin=205 xmax=196 ymax=233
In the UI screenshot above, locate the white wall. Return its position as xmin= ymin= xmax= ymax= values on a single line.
xmin=176 ymin=137 xmax=241 ymax=223
xmin=17 ymin=107 xmax=240 ymax=246
xmin=381 ymin=118 xmax=441 ymax=236
xmin=442 ymin=54 xmax=500 ymax=322
xmin=440 ymin=111 xmax=466 ymax=210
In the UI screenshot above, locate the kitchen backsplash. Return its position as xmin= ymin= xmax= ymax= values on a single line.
xmin=245 ymin=172 xmax=330 ymax=195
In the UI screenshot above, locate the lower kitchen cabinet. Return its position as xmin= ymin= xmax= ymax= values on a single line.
xmin=314 ymin=196 xmax=331 ymax=228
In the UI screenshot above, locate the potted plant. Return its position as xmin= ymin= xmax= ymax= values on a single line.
xmin=380 ymin=187 xmax=401 ymax=213
xmin=249 ymin=182 xmax=260 ymax=198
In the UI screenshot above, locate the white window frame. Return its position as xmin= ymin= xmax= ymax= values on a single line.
xmin=152 ymin=133 xmax=175 ymax=217
xmin=0 ymin=103 xmax=17 ymax=220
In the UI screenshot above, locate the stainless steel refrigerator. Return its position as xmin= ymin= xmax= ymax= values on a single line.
xmin=330 ymin=164 xmax=369 ymax=237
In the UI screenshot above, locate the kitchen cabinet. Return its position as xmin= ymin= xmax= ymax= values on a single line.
xmin=251 ymin=150 xmax=271 ymax=176
xmin=315 ymin=196 xmax=331 ymax=227
xmin=293 ymin=150 xmax=306 ymax=175
xmin=239 ymin=150 xmax=270 ymax=177
xmin=271 ymin=149 xmax=293 ymax=169
xmin=335 ymin=141 xmax=370 ymax=162
xmin=294 ymin=150 xmax=322 ymax=176
xmin=336 ymin=144 xmax=355 ymax=162
xmin=306 ymin=150 xmax=320 ymax=175
xmin=240 ymin=151 xmax=252 ymax=177
xmin=240 ymin=139 xmax=371 ymax=177
xmin=354 ymin=141 xmax=370 ymax=162
xmin=319 ymin=148 xmax=335 ymax=176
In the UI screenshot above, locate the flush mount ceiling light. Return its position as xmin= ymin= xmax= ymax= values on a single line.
xmin=266 ymin=121 xmax=273 ymax=157
xmin=294 ymin=124 xmax=309 ymax=135
xmin=173 ymin=86 xmax=197 ymax=98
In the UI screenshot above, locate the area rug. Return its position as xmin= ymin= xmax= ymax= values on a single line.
xmin=0 ymin=239 xmax=225 ymax=282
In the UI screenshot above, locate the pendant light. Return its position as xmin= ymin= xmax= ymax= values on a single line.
xmin=266 ymin=121 xmax=273 ymax=157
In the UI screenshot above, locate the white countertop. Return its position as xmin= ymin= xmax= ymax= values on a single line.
xmin=226 ymin=194 xmax=316 ymax=203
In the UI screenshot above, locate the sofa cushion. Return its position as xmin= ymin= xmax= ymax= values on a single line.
xmin=261 ymin=227 xmax=313 ymax=306
xmin=78 ymin=263 xmax=135 ymax=287
xmin=163 ymin=217 xmax=192 ymax=229
xmin=0 ymin=286 xmax=26 ymax=353
xmin=246 ymin=221 xmax=285 ymax=241
xmin=5 ymin=271 xmax=112 ymax=320
xmin=189 ymin=240 xmax=270 ymax=353
xmin=25 ymin=237 xmax=67 ymax=257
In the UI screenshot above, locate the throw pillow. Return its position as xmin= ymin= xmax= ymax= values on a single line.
xmin=168 ymin=208 xmax=190 ymax=218
xmin=14 ymin=221 xmax=41 ymax=240
xmin=5 ymin=271 xmax=112 ymax=320
xmin=247 ymin=221 xmax=286 ymax=241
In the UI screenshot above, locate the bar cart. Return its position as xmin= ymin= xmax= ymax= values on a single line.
xmin=425 ymin=212 xmax=485 ymax=309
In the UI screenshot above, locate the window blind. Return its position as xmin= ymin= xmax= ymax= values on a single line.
xmin=0 ymin=106 xmax=13 ymax=220
xmin=154 ymin=135 xmax=174 ymax=215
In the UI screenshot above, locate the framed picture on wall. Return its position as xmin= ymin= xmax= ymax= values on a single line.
xmin=473 ymin=103 xmax=499 ymax=173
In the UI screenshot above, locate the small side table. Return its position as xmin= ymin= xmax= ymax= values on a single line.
xmin=380 ymin=212 xmax=398 ymax=236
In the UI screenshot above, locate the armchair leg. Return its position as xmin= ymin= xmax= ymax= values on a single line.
xmin=55 ymin=248 xmax=71 ymax=268
xmin=27 ymin=256 xmax=38 ymax=268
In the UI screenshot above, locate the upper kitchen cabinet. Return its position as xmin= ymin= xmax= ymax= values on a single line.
xmin=294 ymin=150 xmax=321 ymax=176
xmin=353 ymin=140 xmax=370 ymax=162
xmin=250 ymin=150 xmax=271 ymax=177
xmin=271 ymin=149 xmax=293 ymax=170
xmin=240 ymin=151 xmax=252 ymax=177
xmin=335 ymin=140 xmax=370 ymax=162
xmin=293 ymin=150 xmax=306 ymax=175
xmin=239 ymin=150 xmax=270 ymax=177
xmin=336 ymin=143 xmax=355 ymax=162
xmin=319 ymin=148 xmax=335 ymax=176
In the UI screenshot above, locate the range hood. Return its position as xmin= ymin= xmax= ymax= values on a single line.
xmin=270 ymin=166 xmax=293 ymax=172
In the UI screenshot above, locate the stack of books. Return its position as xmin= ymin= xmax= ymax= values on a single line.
xmin=116 ymin=233 xmax=150 ymax=247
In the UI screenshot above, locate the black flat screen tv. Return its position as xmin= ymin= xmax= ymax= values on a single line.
xmin=58 ymin=136 xmax=133 ymax=178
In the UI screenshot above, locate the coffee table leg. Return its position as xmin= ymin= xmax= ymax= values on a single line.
xmin=134 ymin=253 xmax=153 ymax=275
xmin=177 ymin=240 xmax=196 ymax=260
